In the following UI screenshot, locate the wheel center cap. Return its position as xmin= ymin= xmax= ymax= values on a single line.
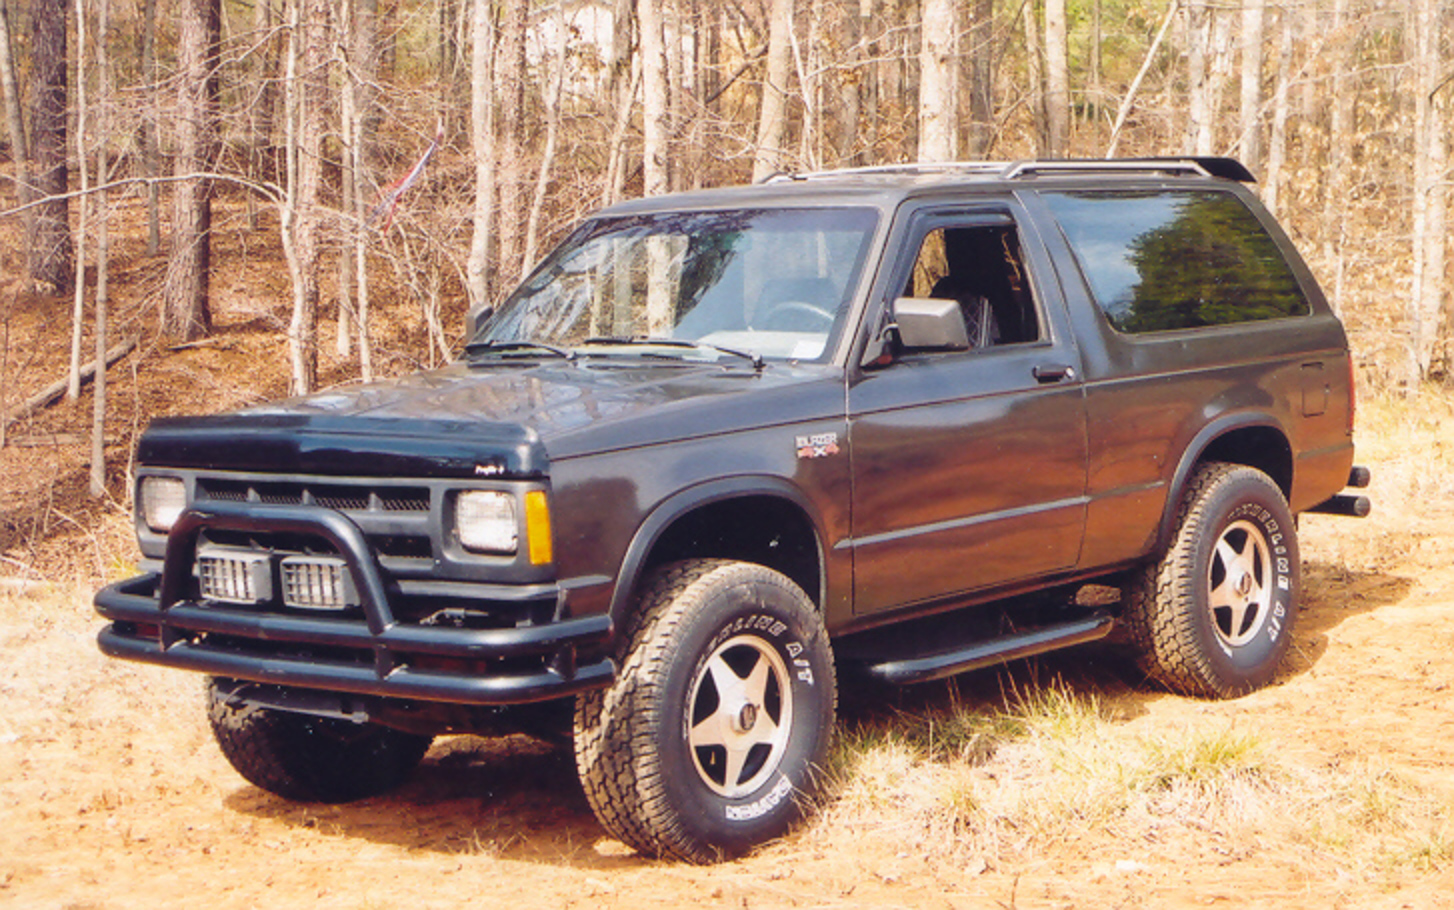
xmin=731 ymin=702 xmax=759 ymax=733
xmin=1234 ymin=571 xmax=1254 ymax=599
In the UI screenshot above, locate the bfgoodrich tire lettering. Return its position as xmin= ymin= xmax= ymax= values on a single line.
xmin=573 ymin=559 xmax=835 ymax=862
xmin=1123 ymin=462 xmax=1300 ymax=698
xmin=205 ymin=679 xmax=433 ymax=802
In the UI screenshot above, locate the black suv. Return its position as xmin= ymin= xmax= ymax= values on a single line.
xmin=97 ymin=158 xmax=1368 ymax=861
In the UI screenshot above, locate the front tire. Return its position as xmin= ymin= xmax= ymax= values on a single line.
xmin=574 ymin=560 xmax=836 ymax=862
xmin=206 ymin=679 xmax=433 ymax=802
xmin=1123 ymin=462 xmax=1300 ymax=698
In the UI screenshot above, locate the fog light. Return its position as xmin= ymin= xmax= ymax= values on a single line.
xmin=140 ymin=477 xmax=187 ymax=533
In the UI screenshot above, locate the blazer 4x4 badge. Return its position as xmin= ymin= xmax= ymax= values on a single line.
xmin=795 ymin=432 xmax=840 ymax=459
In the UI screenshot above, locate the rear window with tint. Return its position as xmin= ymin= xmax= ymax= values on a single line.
xmin=1042 ymin=190 xmax=1311 ymax=334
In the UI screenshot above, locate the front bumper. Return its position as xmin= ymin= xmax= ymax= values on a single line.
xmin=95 ymin=501 xmax=615 ymax=704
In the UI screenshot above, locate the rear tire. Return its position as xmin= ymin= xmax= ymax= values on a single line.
xmin=206 ymin=679 xmax=433 ymax=802
xmin=1123 ymin=462 xmax=1299 ymax=698
xmin=574 ymin=560 xmax=835 ymax=862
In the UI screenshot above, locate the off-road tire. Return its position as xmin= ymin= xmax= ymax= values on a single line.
xmin=1123 ymin=462 xmax=1300 ymax=698
xmin=206 ymin=678 xmax=433 ymax=802
xmin=573 ymin=559 xmax=835 ymax=862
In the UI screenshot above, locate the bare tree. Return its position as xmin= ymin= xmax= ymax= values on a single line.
xmin=162 ymin=0 xmax=220 ymax=340
xmin=523 ymin=3 xmax=567 ymax=274
xmin=0 ymin=0 xmax=29 ymax=217
xmin=68 ymin=0 xmax=91 ymax=399
xmin=752 ymin=0 xmax=793 ymax=181
xmin=90 ymin=0 xmax=112 ymax=497
xmin=1409 ymin=0 xmax=1448 ymax=382
xmin=640 ymin=0 xmax=671 ymax=194
xmin=142 ymin=0 xmax=161 ymax=252
xmin=1262 ymin=6 xmax=1293 ymax=215
xmin=919 ymin=0 xmax=957 ymax=161
xmin=27 ymin=0 xmax=72 ymax=294
xmin=1044 ymin=0 xmax=1069 ymax=157
xmin=494 ymin=0 xmax=527 ymax=280
xmin=965 ymin=0 xmax=995 ymax=156
xmin=465 ymin=0 xmax=494 ymax=311
xmin=1320 ymin=0 xmax=1354 ymax=313
xmin=1237 ymin=0 xmax=1265 ymax=174
xmin=285 ymin=0 xmax=330 ymax=395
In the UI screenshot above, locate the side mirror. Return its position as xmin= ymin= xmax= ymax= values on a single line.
xmin=892 ymin=297 xmax=969 ymax=351
xmin=467 ymin=305 xmax=494 ymax=338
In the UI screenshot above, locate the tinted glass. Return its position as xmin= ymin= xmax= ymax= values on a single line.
xmin=1043 ymin=191 xmax=1310 ymax=333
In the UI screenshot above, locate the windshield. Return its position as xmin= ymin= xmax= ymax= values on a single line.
xmin=472 ymin=207 xmax=879 ymax=363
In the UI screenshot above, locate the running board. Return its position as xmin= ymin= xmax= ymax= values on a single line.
xmin=866 ymin=612 xmax=1115 ymax=686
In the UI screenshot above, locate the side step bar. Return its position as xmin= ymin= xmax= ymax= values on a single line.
xmin=867 ymin=612 xmax=1115 ymax=686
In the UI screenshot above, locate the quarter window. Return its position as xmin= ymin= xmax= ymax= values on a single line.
xmin=1042 ymin=190 xmax=1311 ymax=334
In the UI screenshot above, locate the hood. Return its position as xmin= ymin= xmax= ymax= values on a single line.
xmin=139 ymin=359 xmax=838 ymax=479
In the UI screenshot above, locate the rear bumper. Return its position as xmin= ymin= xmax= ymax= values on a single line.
xmin=94 ymin=501 xmax=615 ymax=705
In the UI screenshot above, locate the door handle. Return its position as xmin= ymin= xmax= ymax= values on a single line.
xmin=1032 ymin=363 xmax=1076 ymax=384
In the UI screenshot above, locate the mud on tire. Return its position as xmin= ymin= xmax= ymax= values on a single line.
xmin=1123 ymin=462 xmax=1300 ymax=698
xmin=573 ymin=559 xmax=836 ymax=862
xmin=206 ymin=679 xmax=433 ymax=802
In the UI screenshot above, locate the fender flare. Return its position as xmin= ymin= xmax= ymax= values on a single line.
xmin=607 ymin=476 xmax=829 ymax=627
xmin=1154 ymin=413 xmax=1291 ymax=554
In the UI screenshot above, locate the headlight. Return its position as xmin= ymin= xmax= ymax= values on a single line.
xmin=139 ymin=477 xmax=187 ymax=533
xmin=456 ymin=491 xmax=518 ymax=554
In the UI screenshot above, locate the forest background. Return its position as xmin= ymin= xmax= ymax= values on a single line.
xmin=0 ymin=0 xmax=1450 ymax=577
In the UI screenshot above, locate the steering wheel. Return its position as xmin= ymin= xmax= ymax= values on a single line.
xmin=758 ymin=301 xmax=836 ymax=332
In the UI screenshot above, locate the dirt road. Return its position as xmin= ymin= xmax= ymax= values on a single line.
xmin=4 ymin=484 xmax=1454 ymax=909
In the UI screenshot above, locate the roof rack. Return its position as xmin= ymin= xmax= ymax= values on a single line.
xmin=760 ymin=161 xmax=1009 ymax=184
xmin=1003 ymin=157 xmax=1255 ymax=182
xmin=761 ymin=156 xmax=1255 ymax=185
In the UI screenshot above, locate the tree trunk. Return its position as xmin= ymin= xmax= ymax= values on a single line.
xmin=288 ymin=0 xmax=329 ymax=395
xmin=1320 ymin=0 xmax=1352 ymax=313
xmin=918 ymin=0 xmax=956 ymax=161
xmin=1237 ymin=0 xmax=1265 ymax=174
xmin=523 ymin=3 xmax=566 ymax=275
xmin=465 ymin=0 xmax=494 ymax=310
xmin=640 ymin=0 xmax=671 ymax=194
xmin=162 ymin=0 xmax=220 ymax=340
xmin=0 ymin=0 xmax=29 ymax=216
xmin=602 ymin=0 xmax=634 ymax=204
xmin=752 ymin=0 xmax=793 ymax=181
xmin=965 ymin=0 xmax=994 ymax=156
xmin=142 ymin=0 xmax=161 ymax=253
xmin=1185 ymin=0 xmax=1209 ymax=154
xmin=1410 ymin=0 xmax=1447 ymax=382
xmin=493 ymin=0 xmax=526 ymax=281
xmin=90 ymin=0 xmax=111 ymax=498
xmin=832 ymin=0 xmax=865 ymax=166
xmin=68 ymin=0 xmax=89 ymax=399
xmin=246 ymin=0 xmax=275 ymax=234
xmin=27 ymin=0 xmax=72 ymax=294
xmin=1022 ymin=0 xmax=1046 ymax=155
xmin=1044 ymin=0 xmax=1069 ymax=157
xmin=1262 ymin=7 xmax=1293 ymax=217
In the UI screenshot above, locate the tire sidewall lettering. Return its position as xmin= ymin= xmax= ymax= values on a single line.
xmin=655 ymin=573 xmax=833 ymax=847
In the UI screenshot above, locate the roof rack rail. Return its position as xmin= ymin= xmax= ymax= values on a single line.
xmin=760 ymin=161 xmax=1010 ymax=184
xmin=1002 ymin=157 xmax=1255 ymax=182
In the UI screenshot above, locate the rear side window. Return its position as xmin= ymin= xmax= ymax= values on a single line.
xmin=1042 ymin=190 xmax=1310 ymax=334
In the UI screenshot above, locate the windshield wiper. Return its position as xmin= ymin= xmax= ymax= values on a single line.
xmin=579 ymin=336 xmax=764 ymax=372
xmin=464 ymin=340 xmax=576 ymax=361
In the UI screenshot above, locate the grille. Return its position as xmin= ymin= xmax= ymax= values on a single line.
xmin=197 ymin=547 xmax=271 ymax=604
xmin=197 ymin=479 xmax=430 ymax=513
xmin=281 ymin=556 xmax=356 ymax=610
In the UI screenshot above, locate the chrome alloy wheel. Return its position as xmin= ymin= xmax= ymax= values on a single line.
xmin=1207 ymin=519 xmax=1274 ymax=648
xmin=687 ymin=634 xmax=794 ymax=798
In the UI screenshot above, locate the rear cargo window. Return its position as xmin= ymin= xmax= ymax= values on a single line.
xmin=1042 ymin=190 xmax=1311 ymax=334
